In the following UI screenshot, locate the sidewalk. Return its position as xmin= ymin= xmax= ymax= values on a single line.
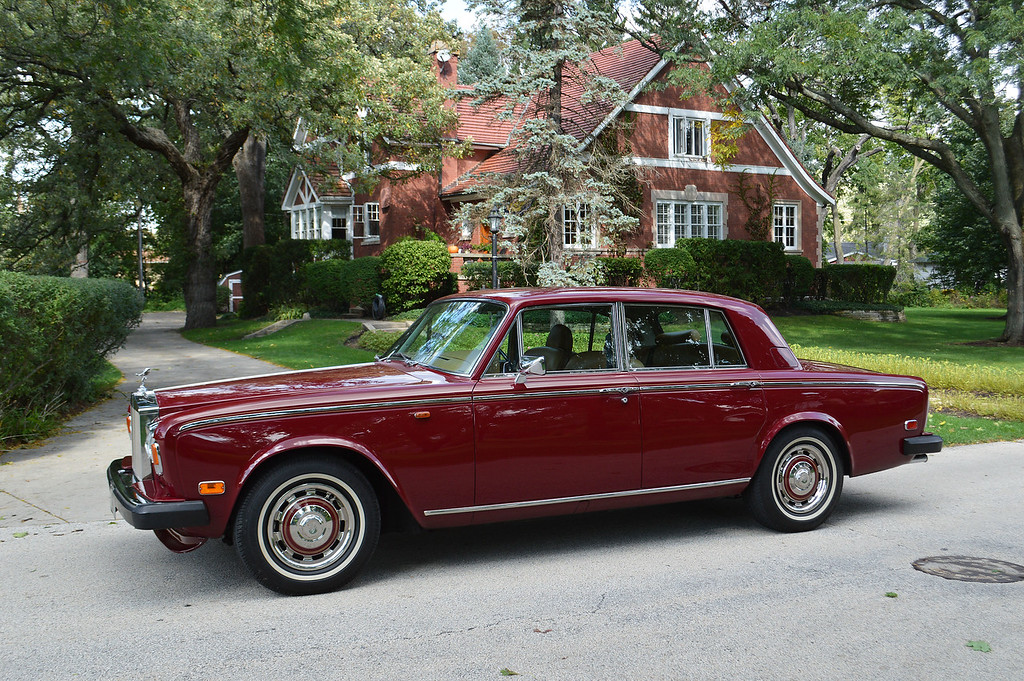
xmin=0 ymin=312 xmax=282 ymax=528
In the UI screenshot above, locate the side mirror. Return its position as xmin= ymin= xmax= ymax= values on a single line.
xmin=515 ymin=355 xmax=546 ymax=385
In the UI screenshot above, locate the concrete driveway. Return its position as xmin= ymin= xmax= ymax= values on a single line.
xmin=1 ymin=314 xmax=1022 ymax=679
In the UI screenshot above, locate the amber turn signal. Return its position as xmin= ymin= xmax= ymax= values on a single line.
xmin=198 ymin=481 xmax=226 ymax=496
xmin=149 ymin=442 xmax=161 ymax=467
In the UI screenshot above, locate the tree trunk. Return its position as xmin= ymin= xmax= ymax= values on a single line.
xmin=233 ymin=134 xmax=267 ymax=250
xmin=182 ymin=177 xmax=220 ymax=330
xmin=998 ymin=211 xmax=1024 ymax=344
xmin=831 ymin=206 xmax=844 ymax=264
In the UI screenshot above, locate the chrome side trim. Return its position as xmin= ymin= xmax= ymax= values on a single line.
xmin=639 ymin=381 xmax=761 ymax=393
xmin=761 ymin=379 xmax=925 ymax=390
xmin=473 ymin=387 xmax=627 ymax=402
xmin=178 ymin=396 xmax=473 ymax=433
xmin=423 ymin=477 xmax=751 ymax=517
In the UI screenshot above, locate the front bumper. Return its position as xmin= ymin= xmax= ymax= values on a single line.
xmin=902 ymin=434 xmax=943 ymax=461
xmin=108 ymin=459 xmax=209 ymax=530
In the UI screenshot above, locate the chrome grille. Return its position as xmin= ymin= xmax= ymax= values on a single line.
xmin=129 ymin=389 xmax=158 ymax=480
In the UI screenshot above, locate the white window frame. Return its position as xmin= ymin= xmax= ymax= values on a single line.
xmin=331 ymin=215 xmax=348 ymax=241
xmin=654 ymin=200 xmax=723 ymax=247
xmin=773 ymin=202 xmax=800 ymax=252
xmin=671 ymin=115 xmax=710 ymax=158
xmin=365 ymin=202 xmax=380 ymax=240
xmin=562 ymin=205 xmax=595 ymax=249
xmin=351 ymin=204 xmax=364 ymax=238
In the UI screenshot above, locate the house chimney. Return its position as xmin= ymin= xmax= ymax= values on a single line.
xmin=428 ymin=40 xmax=458 ymax=87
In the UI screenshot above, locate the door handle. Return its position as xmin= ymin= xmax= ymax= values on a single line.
xmin=730 ymin=381 xmax=761 ymax=389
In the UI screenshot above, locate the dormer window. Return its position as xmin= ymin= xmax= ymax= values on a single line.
xmin=672 ymin=115 xmax=709 ymax=158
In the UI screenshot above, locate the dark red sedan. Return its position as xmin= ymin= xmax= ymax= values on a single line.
xmin=109 ymin=288 xmax=941 ymax=594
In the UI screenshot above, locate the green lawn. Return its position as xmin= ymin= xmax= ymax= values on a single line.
xmin=182 ymin=318 xmax=375 ymax=369
xmin=772 ymin=308 xmax=1018 ymax=367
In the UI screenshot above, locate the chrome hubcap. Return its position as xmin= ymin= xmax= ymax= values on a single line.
xmin=260 ymin=477 xmax=359 ymax=574
xmin=774 ymin=439 xmax=833 ymax=517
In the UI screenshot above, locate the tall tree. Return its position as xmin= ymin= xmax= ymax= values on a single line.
xmin=460 ymin=0 xmax=642 ymax=283
xmin=459 ymin=25 xmax=506 ymax=84
xmin=633 ymin=0 xmax=1024 ymax=343
xmin=1 ymin=0 xmax=456 ymax=328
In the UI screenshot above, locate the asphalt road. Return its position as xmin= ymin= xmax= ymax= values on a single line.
xmin=1 ymin=313 xmax=1022 ymax=679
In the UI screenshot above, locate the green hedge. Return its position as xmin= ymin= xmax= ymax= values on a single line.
xmin=643 ymin=248 xmax=695 ymax=288
xmin=678 ymin=239 xmax=787 ymax=303
xmin=461 ymin=260 xmax=538 ymax=290
xmin=597 ymin=256 xmax=645 ymax=286
xmin=380 ymin=239 xmax=456 ymax=313
xmin=823 ymin=263 xmax=897 ymax=303
xmin=342 ymin=256 xmax=383 ymax=311
xmin=0 ymin=272 xmax=144 ymax=442
xmin=240 ymin=240 xmax=314 ymax=318
xmin=301 ymin=259 xmax=350 ymax=313
xmin=784 ymin=254 xmax=815 ymax=303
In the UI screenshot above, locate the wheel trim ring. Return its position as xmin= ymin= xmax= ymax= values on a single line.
xmin=772 ymin=438 xmax=834 ymax=518
xmin=256 ymin=473 xmax=366 ymax=580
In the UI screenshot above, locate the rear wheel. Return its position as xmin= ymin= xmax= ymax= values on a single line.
xmin=234 ymin=456 xmax=380 ymax=595
xmin=745 ymin=427 xmax=844 ymax=532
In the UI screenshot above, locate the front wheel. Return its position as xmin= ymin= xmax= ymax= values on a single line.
xmin=745 ymin=427 xmax=845 ymax=532
xmin=234 ymin=456 xmax=380 ymax=595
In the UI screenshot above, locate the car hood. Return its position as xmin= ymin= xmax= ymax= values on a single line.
xmin=153 ymin=361 xmax=445 ymax=416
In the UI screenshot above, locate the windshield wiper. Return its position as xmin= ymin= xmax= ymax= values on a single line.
xmin=379 ymin=351 xmax=422 ymax=367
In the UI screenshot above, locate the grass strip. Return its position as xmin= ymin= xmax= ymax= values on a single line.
xmin=789 ymin=344 xmax=1024 ymax=397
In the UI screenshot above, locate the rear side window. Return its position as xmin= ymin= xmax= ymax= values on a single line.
xmin=623 ymin=304 xmax=745 ymax=369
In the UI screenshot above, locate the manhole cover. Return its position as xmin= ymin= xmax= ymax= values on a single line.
xmin=913 ymin=556 xmax=1024 ymax=583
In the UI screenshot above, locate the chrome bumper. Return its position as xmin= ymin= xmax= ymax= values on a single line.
xmin=107 ymin=459 xmax=209 ymax=530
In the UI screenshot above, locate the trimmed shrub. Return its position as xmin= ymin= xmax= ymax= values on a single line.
xmin=677 ymin=239 xmax=787 ymax=303
xmin=342 ymin=256 xmax=382 ymax=311
xmin=461 ymin=260 xmax=538 ymax=290
xmin=380 ymin=240 xmax=456 ymax=313
xmin=784 ymin=254 xmax=815 ymax=303
xmin=643 ymin=248 xmax=695 ymax=288
xmin=0 ymin=272 xmax=144 ymax=443
xmin=240 ymin=240 xmax=314 ymax=318
xmin=597 ymin=256 xmax=645 ymax=286
xmin=301 ymin=259 xmax=350 ymax=313
xmin=823 ymin=263 xmax=898 ymax=303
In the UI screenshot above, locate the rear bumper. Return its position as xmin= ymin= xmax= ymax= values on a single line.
xmin=107 ymin=459 xmax=209 ymax=530
xmin=902 ymin=434 xmax=943 ymax=459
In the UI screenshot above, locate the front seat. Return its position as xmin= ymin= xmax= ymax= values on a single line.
xmin=524 ymin=323 xmax=574 ymax=371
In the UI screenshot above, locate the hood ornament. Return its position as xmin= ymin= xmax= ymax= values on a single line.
xmin=135 ymin=367 xmax=152 ymax=391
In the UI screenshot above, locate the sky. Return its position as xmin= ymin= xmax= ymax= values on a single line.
xmin=440 ymin=0 xmax=478 ymax=31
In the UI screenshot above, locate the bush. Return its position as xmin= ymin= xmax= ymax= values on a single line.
xmin=784 ymin=254 xmax=815 ymax=303
xmin=823 ymin=263 xmax=897 ymax=304
xmin=342 ymin=256 xmax=382 ymax=311
xmin=240 ymin=240 xmax=314 ymax=318
xmin=357 ymin=330 xmax=403 ymax=355
xmin=643 ymin=248 xmax=695 ymax=288
xmin=889 ymin=280 xmax=933 ymax=308
xmin=461 ymin=260 xmax=538 ymax=290
xmin=0 ymin=272 xmax=144 ymax=444
xmin=301 ymin=259 xmax=350 ymax=313
xmin=597 ymin=256 xmax=645 ymax=286
xmin=677 ymin=239 xmax=787 ymax=303
xmin=380 ymin=239 xmax=456 ymax=313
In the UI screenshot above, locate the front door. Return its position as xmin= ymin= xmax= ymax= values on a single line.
xmin=472 ymin=303 xmax=642 ymax=513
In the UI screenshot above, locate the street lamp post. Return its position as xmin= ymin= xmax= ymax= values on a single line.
xmin=488 ymin=206 xmax=503 ymax=289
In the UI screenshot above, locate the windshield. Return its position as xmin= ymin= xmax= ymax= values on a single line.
xmin=383 ymin=299 xmax=508 ymax=375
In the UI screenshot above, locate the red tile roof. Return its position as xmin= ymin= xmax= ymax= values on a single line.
xmin=444 ymin=39 xmax=663 ymax=197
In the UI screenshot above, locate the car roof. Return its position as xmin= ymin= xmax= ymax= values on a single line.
xmin=437 ymin=287 xmax=760 ymax=313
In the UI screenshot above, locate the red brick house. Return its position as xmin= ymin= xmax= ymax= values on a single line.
xmin=281 ymin=40 xmax=833 ymax=265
